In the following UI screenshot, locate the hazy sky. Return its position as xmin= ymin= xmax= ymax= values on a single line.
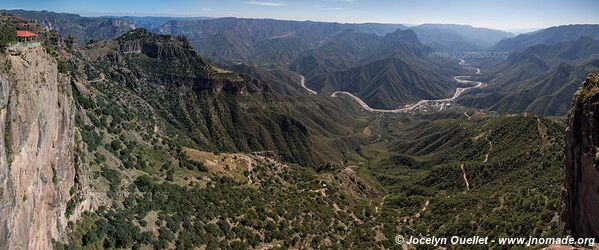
xmin=2 ymin=0 xmax=598 ymax=31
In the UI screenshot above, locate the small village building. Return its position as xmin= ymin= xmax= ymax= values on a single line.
xmin=16 ymin=30 xmax=39 ymax=43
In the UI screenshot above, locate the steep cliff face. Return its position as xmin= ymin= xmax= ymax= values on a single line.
xmin=562 ymin=72 xmax=599 ymax=239
xmin=0 ymin=45 xmax=76 ymax=249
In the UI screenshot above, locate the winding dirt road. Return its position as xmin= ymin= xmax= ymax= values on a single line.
xmin=483 ymin=138 xmax=493 ymax=163
xmin=299 ymin=74 xmax=317 ymax=95
xmin=460 ymin=164 xmax=471 ymax=191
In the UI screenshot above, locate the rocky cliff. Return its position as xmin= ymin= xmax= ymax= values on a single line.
xmin=562 ymin=72 xmax=599 ymax=239
xmin=99 ymin=28 xmax=268 ymax=94
xmin=0 ymin=45 xmax=77 ymax=249
xmin=117 ymin=28 xmax=198 ymax=61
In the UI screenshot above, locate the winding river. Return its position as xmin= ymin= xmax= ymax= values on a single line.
xmin=301 ymin=59 xmax=485 ymax=113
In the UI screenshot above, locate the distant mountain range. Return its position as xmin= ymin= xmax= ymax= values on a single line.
xmin=2 ymin=10 xmax=510 ymax=62
xmin=152 ymin=18 xmax=513 ymax=66
xmin=298 ymin=29 xmax=464 ymax=108
xmin=411 ymin=24 xmax=514 ymax=51
xmin=288 ymin=29 xmax=383 ymax=80
xmin=4 ymin=9 xmax=599 ymax=115
xmin=152 ymin=17 xmax=409 ymax=66
xmin=111 ymin=16 xmax=212 ymax=30
xmin=461 ymin=37 xmax=599 ymax=115
xmin=3 ymin=9 xmax=135 ymax=43
xmin=142 ymin=16 xmax=479 ymax=109
xmin=492 ymin=24 xmax=599 ymax=52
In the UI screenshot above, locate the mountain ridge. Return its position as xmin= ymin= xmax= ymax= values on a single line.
xmin=492 ymin=24 xmax=599 ymax=52
xmin=459 ymin=36 xmax=599 ymax=115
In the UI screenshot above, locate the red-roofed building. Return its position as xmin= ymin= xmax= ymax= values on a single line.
xmin=16 ymin=30 xmax=39 ymax=42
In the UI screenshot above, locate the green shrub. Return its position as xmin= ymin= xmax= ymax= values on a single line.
xmin=101 ymin=167 xmax=121 ymax=198
xmin=0 ymin=24 xmax=16 ymax=50
xmin=57 ymin=60 xmax=68 ymax=74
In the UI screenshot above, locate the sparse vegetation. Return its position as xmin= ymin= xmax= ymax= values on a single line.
xmin=0 ymin=24 xmax=16 ymax=50
xmin=57 ymin=60 xmax=68 ymax=74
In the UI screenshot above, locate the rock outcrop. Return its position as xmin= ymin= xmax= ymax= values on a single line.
xmin=562 ymin=72 xmax=599 ymax=240
xmin=99 ymin=28 xmax=268 ymax=94
xmin=118 ymin=29 xmax=198 ymax=61
xmin=0 ymin=45 xmax=76 ymax=249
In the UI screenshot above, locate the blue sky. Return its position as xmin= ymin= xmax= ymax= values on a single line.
xmin=2 ymin=0 xmax=598 ymax=31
